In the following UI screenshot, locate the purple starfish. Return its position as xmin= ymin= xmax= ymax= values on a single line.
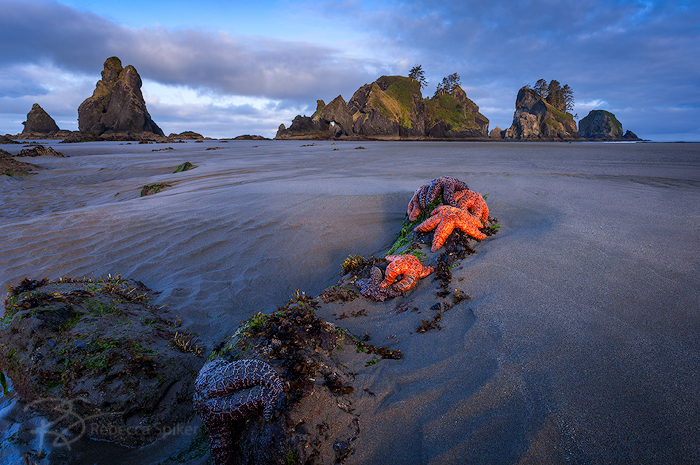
xmin=356 ymin=266 xmax=403 ymax=302
xmin=193 ymin=359 xmax=284 ymax=465
xmin=423 ymin=176 xmax=469 ymax=208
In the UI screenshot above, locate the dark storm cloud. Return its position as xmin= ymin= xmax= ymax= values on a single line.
xmin=0 ymin=0 xmax=386 ymax=104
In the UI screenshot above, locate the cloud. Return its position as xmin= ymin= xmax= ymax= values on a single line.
xmin=0 ymin=0 xmax=390 ymax=104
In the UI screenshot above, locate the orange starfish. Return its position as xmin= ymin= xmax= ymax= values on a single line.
xmin=415 ymin=205 xmax=486 ymax=252
xmin=379 ymin=254 xmax=435 ymax=292
xmin=454 ymin=190 xmax=489 ymax=226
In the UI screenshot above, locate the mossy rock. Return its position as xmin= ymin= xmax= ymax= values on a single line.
xmin=140 ymin=183 xmax=172 ymax=196
xmin=0 ymin=149 xmax=43 ymax=176
xmin=0 ymin=276 xmax=203 ymax=446
xmin=174 ymin=162 xmax=197 ymax=173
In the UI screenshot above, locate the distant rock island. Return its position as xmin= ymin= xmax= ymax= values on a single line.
xmin=4 ymin=62 xmax=643 ymax=143
xmin=578 ymin=110 xmax=641 ymax=141
xmin=78 ymin=57 xmax=164 ymax=137
xmin=493 ymin=87 xmax=580 ymax=141
xmin=22 ymin=103 xmax=59 ymax=135
xmin=276 ymin=75 xmax=490 ymax=140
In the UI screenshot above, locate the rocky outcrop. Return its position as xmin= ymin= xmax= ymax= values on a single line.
xmin=425 ymin=86 xmax=489 ymax=138
xmin=0 ymin=135 xmax=19 ymax=144
xmin=276 ymin=96 xmax=357 ymax=140
xmin=319 ymin=95 xmax=356 ymax=137
xmin=276 ymin=76 xmax=490 ymax=140
xmin=275 ymin=101 xmax=330 ymax=140
xmin=490 ymin=127 xmax=505 ymax=139
xmin=78 ymin=57 xmax=164 ymax=137
xmin=232 ymin=134 xmax=269 ymax=140
xmin=168 ymin=131 xmax=205 ymax=140
xmin=195 ymin=292 xmax=401 ymax=465
xmin=578 ymin=110 xmax=641 ymax=140
xmin=17 ymin=145 xmax=64 ymax=157
xmin=504 ymin=88 xmax=580 ymax=141
xmin=0 ymin=276 xmax=202 ymax=446
xmin=1 ymin=149 xmax=43 ymax=176
xmin=349 ymin=76 xmax=426 ymax=138
xmin=22 ymin=103 xmax=60 ymax=135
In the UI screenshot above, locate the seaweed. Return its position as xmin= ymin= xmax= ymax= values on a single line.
xmin=387 ymin=194 xmax=444 ymax=255
xmin=318 ymin=286 xmax=359 ymax=303
xmin=140 ymin=183 xmax=172 ymax=197
xmin=218 ymin=290 xmax=401 ymax=403
xmin=172 ymin=330 xmax=205 ymax=357
xmin=340 ymin=254 xmax=375 ymax=276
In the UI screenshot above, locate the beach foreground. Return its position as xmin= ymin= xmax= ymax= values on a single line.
xmin=1 ymin=140 xmax=699 ymax=464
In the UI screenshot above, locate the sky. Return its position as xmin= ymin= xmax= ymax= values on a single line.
xmin=1 ymin=0 xmax=699 ymax=141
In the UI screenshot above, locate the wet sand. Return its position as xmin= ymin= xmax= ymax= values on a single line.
xmin=1 ymin=140 xmax=699 ymax=464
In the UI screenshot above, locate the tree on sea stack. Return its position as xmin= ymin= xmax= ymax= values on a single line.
xmin=534 ymin=79 xmax=548 ymax=98
xmin=434 ymin=73 xmax=461 ymax=98
xmin=408 ymin=64 xmax=428 ymax=90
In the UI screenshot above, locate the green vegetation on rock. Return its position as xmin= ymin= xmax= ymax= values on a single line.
xmin=370 ymin=76 xmax=421 ymax=129
xmin=425 ymin=92 xmax=479 ymax=132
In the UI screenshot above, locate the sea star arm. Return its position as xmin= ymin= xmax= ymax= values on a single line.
xmin=414 ymin=214 xmax=441 ymax=234
xmin=432 ymin=204 xmax=482 ymax=229
xmin=426 ymin=176 xmax=469 ymax=207
xmin=407 ymin=185 xmax=428 ymax=221
xmin=430 ymin=217 xmax=458 ymax=252
xmin=454 ymin=190 xmax=489 ymax=225
xmin=380 ymin=255 xmax=435 ymax=291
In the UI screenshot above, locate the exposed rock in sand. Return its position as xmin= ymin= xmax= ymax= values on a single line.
xmin=0 ymin=149 xmax=43 ymax=175
xmin=195 ymin=293 xmax=401 ymax=465
xmin=0 ymin=276 xmax=202 ymax=447
xmin=22 ymin=103 xmax=60 ymax=135
xmin=78 ymin=57 xmax=164 ymax=137
xmin=0 ymin=134 xmax=19 ymax=144
xmin=17 ymin=145 xmax=65 ymax=157
xmin=232 ymin=134 xmax=270 ymax=140
xmin=168 ymin=131 xmax=205 ymax=140
xmin=141 ymin=183 xmax=172 ymax=196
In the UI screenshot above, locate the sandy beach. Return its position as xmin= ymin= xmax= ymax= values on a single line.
xmin=1 ymin=140 xmax=699 ymax=464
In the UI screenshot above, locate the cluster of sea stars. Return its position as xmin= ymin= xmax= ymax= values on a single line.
xmin=357 ymin=177 xmax=490 ymax=298
xmin=409 ymin=176 xmax=490 ymax=252
xmin=407 ymin=176 xmax=470 ymax=221
xmin=193 ymin=358 xmax=284 ymax=465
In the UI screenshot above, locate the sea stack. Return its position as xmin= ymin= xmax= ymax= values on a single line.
xmin=78 ymin=57 xmax=164 ymax=136
xmin=22 ymin=103 xmax=60 ymax=135
xmin=504 ymin=87 xmax=580 ymax=140
xmin=276 ymin=75 xmax=490 ymax=140
xmin=578 ymin=110 xmax=641 ymax=140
